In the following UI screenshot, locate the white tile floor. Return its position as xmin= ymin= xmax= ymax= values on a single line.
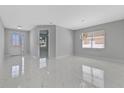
xmin=0 ymin=55 xmax=124 ymax=88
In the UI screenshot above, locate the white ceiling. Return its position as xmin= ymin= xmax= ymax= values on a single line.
xmin=0 ymin=5 xmax=124 ymax=30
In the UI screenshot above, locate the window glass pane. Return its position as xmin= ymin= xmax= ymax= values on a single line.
xmin=12 ymin=33 xmax=21 ymax=46
xmin=82 ymin=32 xmax=92 ymax=48
xmin=16 ymin=34 xmax=20 ymax=46
xmin=92 ymin=31 xmax=104 ymax=48
xmin=12 ymin=33 xmax=16 ymax=46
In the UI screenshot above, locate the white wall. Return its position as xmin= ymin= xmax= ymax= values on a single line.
xmin=0 ymin=18 xmax=4 ymax=62
xmin=0 ymin=17 xmax=4 ymax=78
xmin=74 ymin=20 xmax=124 ymax=62
xmin=5 ymin=28 xmax=30 ymax=56
xmin=30 ymin=25 xmax=56 ymax=59
xmin=56 ymin=26 xmax=73 ymax=58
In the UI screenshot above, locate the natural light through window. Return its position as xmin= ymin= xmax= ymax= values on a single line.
xmin=12 ymin=32 xmax=21 ymax=46
xmin=82 ymin=31 xmax=105 ymax=48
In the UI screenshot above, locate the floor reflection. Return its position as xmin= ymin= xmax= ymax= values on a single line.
xmin=11 ymin=65 xmax=20 ymax=78
xmin=11 ymin=56 xmax=25 ymax=78
xmin=80 ymin=65 xmax=104 ymax=88
xmin=21 ymin=56 xmax=25 ymax=75
xmin=39 ymin=58 xmax=47 ymax=69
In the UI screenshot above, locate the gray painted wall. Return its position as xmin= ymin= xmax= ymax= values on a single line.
xmin=30 ymin=25 xmax=56 ymax=59
xmin=5 ymin=28 xmax=30 ymax=56
xmin=74 ymin=20 xmax=124 ymax=61
xmin=56 ymin=26 xmax=73 ymax=57
xmin=0 ymin=18 xmax=4 ymax=62
xmin=0 ymin=17 xmax=4 ymax=77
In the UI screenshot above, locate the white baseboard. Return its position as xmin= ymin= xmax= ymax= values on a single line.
xmin=75 ymin=55 xmax=124 ymax=64
xmin=56 ymin=55 xmax=71 ymax=59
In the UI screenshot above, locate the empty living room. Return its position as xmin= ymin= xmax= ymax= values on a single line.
xmin=0 ymin=1 xmax=124 ymax=90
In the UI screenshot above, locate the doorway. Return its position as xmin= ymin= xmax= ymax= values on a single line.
xmin=39 ymin=30 xmax=48 ymax=58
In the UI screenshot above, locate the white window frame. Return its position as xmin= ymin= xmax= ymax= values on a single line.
xmin=81 ymin=30 xmax=105 ymax=49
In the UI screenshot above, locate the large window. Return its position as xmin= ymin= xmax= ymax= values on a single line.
xmin=81 ymin=31 xmax=105 ymax=48
xmin=12 ymin=33 xmax=21 ymax=46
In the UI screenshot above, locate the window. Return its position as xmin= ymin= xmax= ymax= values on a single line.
xmin=82 ymin=32 xmax=92 ymax=48
xmin=92 ymin=31 xmax=105 ymax=48
xmin=12 ymin=33 xmax=21 ymax=46
xmin=82 ymin=31 xmax=105 ymax=48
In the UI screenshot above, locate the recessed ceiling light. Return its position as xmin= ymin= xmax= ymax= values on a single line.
xmin=17 ymin=26 xmax=22 ymax=29
xmin=81 ymin=19 xmax=85 ymax=22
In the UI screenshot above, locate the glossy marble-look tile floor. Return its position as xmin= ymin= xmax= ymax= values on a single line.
xmin=0 ymin=55 xmax=124 ymax=88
